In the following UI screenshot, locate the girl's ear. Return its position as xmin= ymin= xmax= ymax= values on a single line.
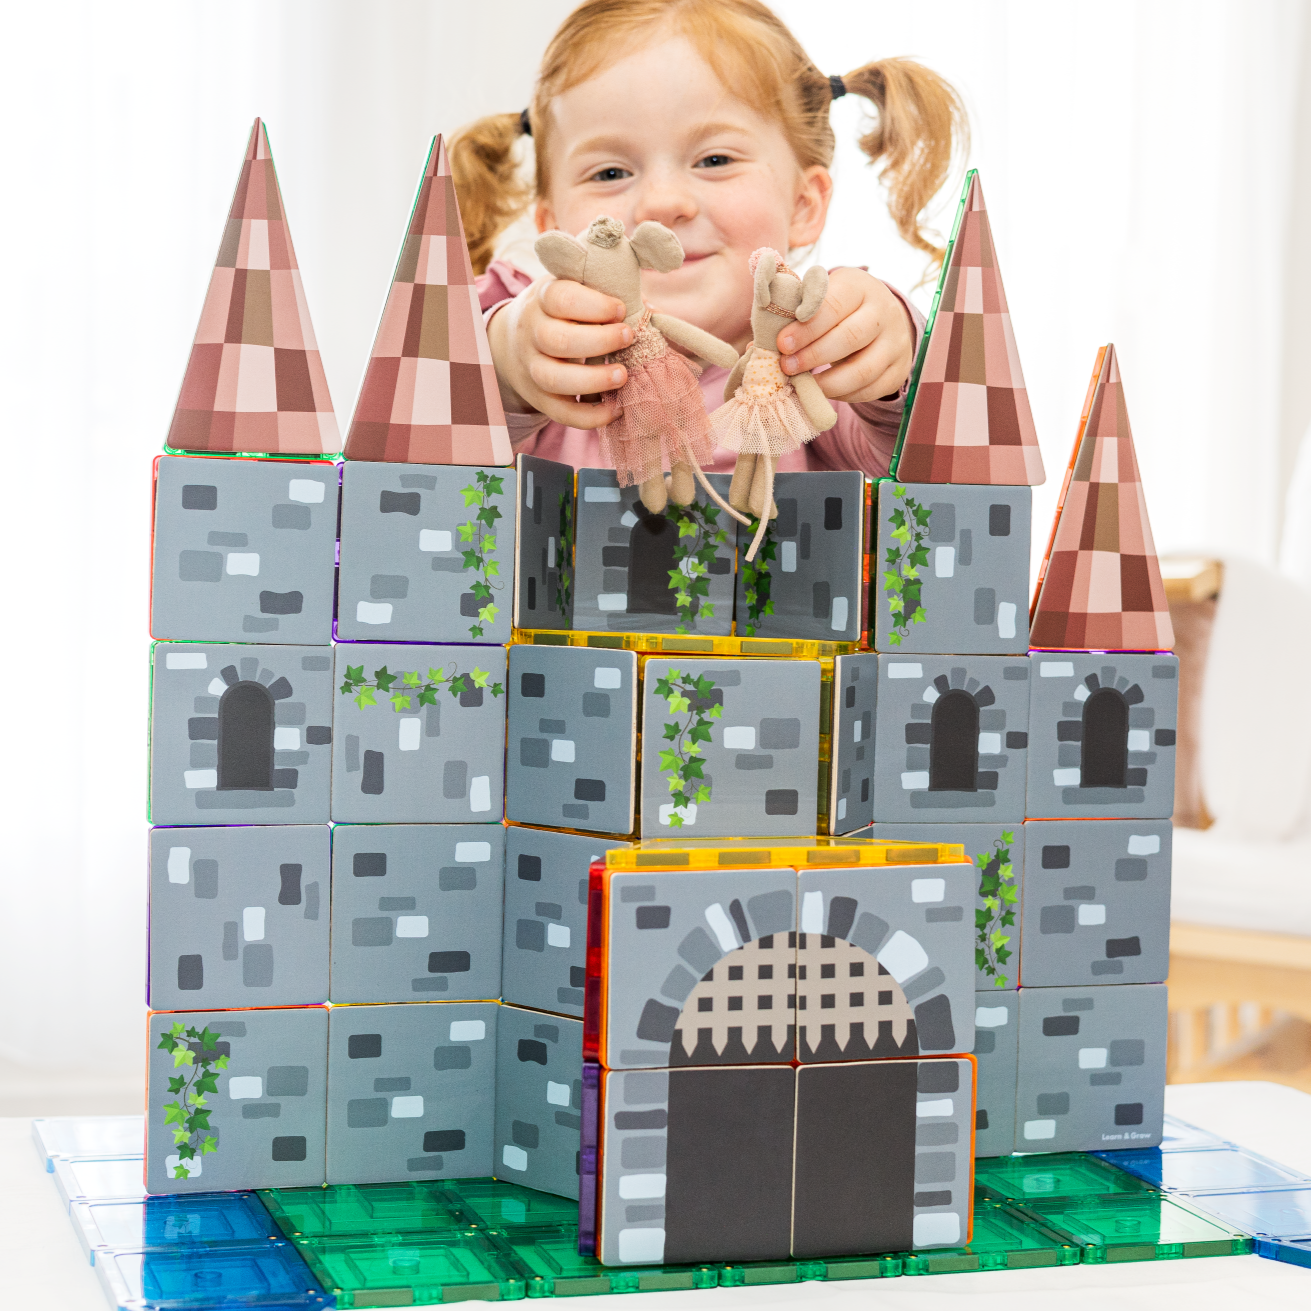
xmin=797 ymin=266 xmax=829 ymax=321
xmin=630 ymin=221 xmax=684 ymax=273
xmin=534 ymin=230 xmax=588 ymax=283
xmin=788 ymin=164 xmax=834 ymax=251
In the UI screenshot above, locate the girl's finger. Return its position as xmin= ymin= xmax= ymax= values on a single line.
xmin=783 ymin=305 xmax=880 ymax=375
xmin=534 ymin=317 xmax=633 ymax=362
xmin=540 ymin=278 xmax=628 ymax=324
xmin=813 ymin=340 xmax=900 ymax=402
xmin=539 ymin=396 xmax=623 ymax=430
xmin=528 ymin=355 xmax=628 ymax=398
xmin=774 ymin=280 xmax=864 ymax=355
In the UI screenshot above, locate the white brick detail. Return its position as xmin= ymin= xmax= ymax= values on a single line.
xmin=167 ymin=848 xmax=191 ymax=883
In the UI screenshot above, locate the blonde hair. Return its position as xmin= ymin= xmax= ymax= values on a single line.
xmin=450 ymin=0 xmax=968 ymax=276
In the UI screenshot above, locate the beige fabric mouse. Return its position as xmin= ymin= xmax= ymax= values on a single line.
xmin=710 ymin=248 xmax=838 ymax=560
xmin=534 ymin=216 xmax=745 ymax=520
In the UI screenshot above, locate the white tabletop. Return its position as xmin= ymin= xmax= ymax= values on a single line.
xmin=5 ymin=1082 xmax=1309 ymax=1310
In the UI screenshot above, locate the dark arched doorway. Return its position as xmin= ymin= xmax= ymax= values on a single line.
xmin=929 ymin=689 xmax=979 ymax=792
xmin=217 ymin=681 xmax=275 ymax=790
xmin=1081 ymin=687 xmax=1129 ymax=788
xmin=627 ymin=505 xmax=678 ymax=615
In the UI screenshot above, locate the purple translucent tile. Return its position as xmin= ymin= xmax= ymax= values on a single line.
xmin=578 ymin=1060 xmax=601 ymax=1256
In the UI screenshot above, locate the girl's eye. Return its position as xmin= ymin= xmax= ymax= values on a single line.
xmin=694 ymin=154 xmax=734 ymax=169
xmin=589 ymin=166 xmax=632 ymax=183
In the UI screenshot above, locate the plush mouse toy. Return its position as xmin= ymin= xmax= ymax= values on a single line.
xmin=710 ymin=248 xmax=838 ymax=560
xmin=534 ymin=217 xmax=745 ymax=520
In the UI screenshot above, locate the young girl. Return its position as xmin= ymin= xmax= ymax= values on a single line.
xmin=451 ymin=0 xmax=967 ymax=481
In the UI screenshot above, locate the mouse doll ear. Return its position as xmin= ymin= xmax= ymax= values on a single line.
xmin=630 ymin=221 xmax=684 ymax=273
xmin=534 ymin=230 xmax=588 ymax=283
xmin=797 ymin=265 xmax=829 ymax=321
xmin=750 ymin=247 xmax=781 ymax=309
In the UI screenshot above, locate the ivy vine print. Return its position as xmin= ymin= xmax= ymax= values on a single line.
xmin=667 ymin=500 xmax=729 ymax=634
xmin=740 ymin=516 xmax=777 ymax=637
xmin=556 ymin=491 xmax=574 ymax=619
xmin=158 ymin=1022 xmax=228 ymax=1179
xmin=884 ymin=485 xmax=931 ymax=645
xmin=340 ymin=662 xmax=505 ymax=709
xmin=655 ymin=668 xmax=721 ymax=827
xmin=459 ymin=471 xmax=504 ymax=639
xmin=975 ymin=832 xmax=1017 ymax=986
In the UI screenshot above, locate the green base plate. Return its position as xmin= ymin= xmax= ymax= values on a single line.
xmin=257 ymin=1155 xmax=1250 ymax=1302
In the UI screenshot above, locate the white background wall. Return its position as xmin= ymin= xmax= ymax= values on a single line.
xmin=1 ymin=0 xmax=1308 ymax=1109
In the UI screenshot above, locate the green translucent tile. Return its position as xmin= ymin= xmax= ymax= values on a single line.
xmin=902 ymin=1203 xmax=1080 ymax=1274
xmin=260 ymin=1177 xmax=578 ymax=1243
xmin=290 ymin=1230 xmax=526 ymax=1306
xmin=719 ymin=1261 xmax=803 ymax=1287
xmin=801 ymin=1255 xmax=903 ymax=1280
xmin=720 ymin=1256 xmax=903 ymax=1286
xmin=974 ymin=1153 xmax=1154 ymax=1204
xmin=259 ymin=1182 xmax=474 ymax=1239
xmin=448 ymin=1179 xmax=581 ymax=1232
xmin=499 ymin=1225 xmax=718 ymax=1296
xmin=1016 ymin=1193 xmax=1253 ymax=1263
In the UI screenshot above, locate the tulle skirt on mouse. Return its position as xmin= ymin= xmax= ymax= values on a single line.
xmin=600 ymin=336 xmax=714 ymax=488
xmin=709 ymin=346 xmax=816 ymax=456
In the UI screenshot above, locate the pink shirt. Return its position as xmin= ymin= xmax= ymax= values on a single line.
xmin=478 ymin=260 xmax=924 ymax=480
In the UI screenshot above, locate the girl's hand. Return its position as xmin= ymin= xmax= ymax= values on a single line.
xmin=776 ymin=267 xmax=915 ymax=404
xmin=487 ymin=276 xmax=634 ymax=429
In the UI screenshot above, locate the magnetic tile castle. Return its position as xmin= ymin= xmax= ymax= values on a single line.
xmin=141 ymin=131 xmax=1180 ymax=1279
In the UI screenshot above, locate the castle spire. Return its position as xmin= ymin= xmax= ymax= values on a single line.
xmin=167 ymin=119 xmax=339 ymax=455
xmin=1030 ymin=345 xmax=1173 ymax=651
xmin=893 ymin=172 xmax=1044 ymax=486
xmin=344 ymin=135 xmax=511 ymax=465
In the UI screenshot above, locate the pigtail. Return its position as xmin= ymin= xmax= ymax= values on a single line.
xmin=842 ymin=58 xmax=969 ymax=266
xmin=448 ymin=112 xmax=533 ymax=276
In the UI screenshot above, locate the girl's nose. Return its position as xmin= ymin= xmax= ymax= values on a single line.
xmin=632 ymin=167 xmax=699 ymax=232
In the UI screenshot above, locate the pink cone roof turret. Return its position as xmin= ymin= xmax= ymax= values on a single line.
xmin=167 ymin=119 xmax=339 ymax=456
xmin=894 ymin=172 xmax=1044 ymax=486
xmin=1030 ymin=344 xmax=1174 ymax=652
xmin=344 ymin=135 xmax=511 ymax=465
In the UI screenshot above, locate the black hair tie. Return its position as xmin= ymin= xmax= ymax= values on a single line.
xmin=828 ymin=74 xmax=847 ymax=101
xmin=519 ymin=107 xmax=532 ymax=137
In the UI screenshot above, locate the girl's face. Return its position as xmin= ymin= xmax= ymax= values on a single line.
xmin=536 ymin=33 xmax=832 ymax=348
